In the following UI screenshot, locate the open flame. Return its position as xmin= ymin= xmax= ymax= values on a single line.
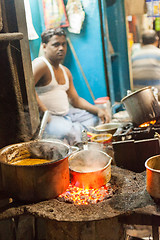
xmin=139 ymin=120 xmax=156 ymax=128
xmin=58 ymin=183 xmax=115 ymax=205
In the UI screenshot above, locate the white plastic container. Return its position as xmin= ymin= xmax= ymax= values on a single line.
xmin=94 ymin=96 xmax=112 ymax=118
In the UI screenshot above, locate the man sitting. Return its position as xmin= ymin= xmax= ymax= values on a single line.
xmin=132 ymin=29 xmax=160 ymax=96
xmin=32 ymin=28 xmax=110 ymax=145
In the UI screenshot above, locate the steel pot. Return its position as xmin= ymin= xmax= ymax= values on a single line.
xmin=121 ymin=87 xmax=160 ymax=126
xmin=90 ymin=122 xmax=122 ymax=134
xmin=145 ymin=155 xmax=160 ymax=199
xmin=0 ymin=139 xmax=71 ymax=202
xmin=69 ymin=149 xmax=112 ymax=189
xmin=74 ymin=141 xmax=104 ymax=151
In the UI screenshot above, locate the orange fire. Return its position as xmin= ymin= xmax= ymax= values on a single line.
xmin=139 ymin=120 xmax=156 ymax=128
xmin=58 ymin=183 xmax=114 ymax=205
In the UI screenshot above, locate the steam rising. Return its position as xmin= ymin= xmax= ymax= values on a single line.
xmin=29 ymin=141 xmax=69 ymax=161
xmin=69 ymin=150 xmax=111 ymax=172
xmin=5 ymin=141 xmax=70 ymax=164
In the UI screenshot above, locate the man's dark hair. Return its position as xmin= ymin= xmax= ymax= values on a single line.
xmin=141 ymin=30 xmax=159 ymax=45
xmin=41 ymin=28 xmax=66 ymax=44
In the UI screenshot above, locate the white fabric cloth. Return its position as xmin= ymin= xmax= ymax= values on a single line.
xmin=35 ymin=57 xmax=70 ymax=115
xmin=66 ymin=0 xmax=85 ymax=34
xmin=24 ymin=0 xmax=39 ymax=40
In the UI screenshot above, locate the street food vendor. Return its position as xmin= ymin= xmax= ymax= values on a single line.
xmin=32 ymin=28 xmax=110 ymax=145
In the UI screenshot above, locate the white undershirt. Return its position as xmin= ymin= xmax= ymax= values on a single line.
xmin=35 ymin=57 xmax=70 ymax=115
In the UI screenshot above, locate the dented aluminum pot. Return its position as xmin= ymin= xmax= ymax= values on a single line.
xmin=0 ymin=139 xmax=71 ymax=202
xmin=69 ymin=149 xmax=112 ymax=189
xmin=121 ymin=87 xmax=160 ymax=126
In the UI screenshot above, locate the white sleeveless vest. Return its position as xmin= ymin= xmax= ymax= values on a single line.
xmin=35 ymin=56 xmax=70 ymax=115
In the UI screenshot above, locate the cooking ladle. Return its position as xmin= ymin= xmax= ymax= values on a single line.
xmin=30 ymin=110 xmax=50 ymax=158
xmin=82 ymin=129 xmax=88 ymax=150
xmin=37 ymin=110 xmax=50 ymax=140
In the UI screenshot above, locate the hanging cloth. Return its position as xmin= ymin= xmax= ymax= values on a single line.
xmin=66 ymin=0 xmax=85 ymax=34
xmin=125 ymin=0 xmax=146 ymax=16
xmin=42 ymin=0 xmax=69 ymax=29
xmin=24 ymin=0 xmax=39 ymax=40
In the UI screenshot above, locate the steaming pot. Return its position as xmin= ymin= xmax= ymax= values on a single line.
xmin=69 ymin=149 xmax=112 ymax=189
xmin=0 ymin=139 xmax=71 ymax=202
xmin=121 ymin=87 xmax=160 ymax=126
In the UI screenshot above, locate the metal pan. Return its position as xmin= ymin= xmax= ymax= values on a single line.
xmin=90 ymin=122 xmax=122 ymax=135
xmin=69 ymin=149 xmax=112 ymax=189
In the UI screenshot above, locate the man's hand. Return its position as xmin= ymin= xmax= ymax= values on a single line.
xmin=97 ymin=108 xmax=111 ymax=123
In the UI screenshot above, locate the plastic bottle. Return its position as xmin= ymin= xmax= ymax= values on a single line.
xmin=94 ymin=96 xmax=112 ymax=119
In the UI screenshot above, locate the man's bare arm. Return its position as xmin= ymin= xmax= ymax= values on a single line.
xmin=66 ymin=68 xmax=110 ymax=123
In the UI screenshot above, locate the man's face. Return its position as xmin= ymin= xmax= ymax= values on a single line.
xmin=43 ymin=35 xmax=67 ymax=62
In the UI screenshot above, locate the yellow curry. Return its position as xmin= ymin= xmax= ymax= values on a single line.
xmin=11 ymin=158 xmax=50 ymax=166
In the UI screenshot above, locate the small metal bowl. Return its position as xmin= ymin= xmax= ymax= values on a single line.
xmin=90 ymin=133 xmax=112 ymax=144
xmin=91 ymin=122 xmax=122 ymax=134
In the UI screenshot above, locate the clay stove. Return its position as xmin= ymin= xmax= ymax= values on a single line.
xmin=0 ymin=1 xmax=159 ymax=239
xmin=0 ymin=166 xmax=160 ymax=240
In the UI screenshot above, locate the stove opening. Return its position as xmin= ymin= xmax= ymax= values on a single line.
xmin=139 ymin=120 xmax=156 ymax=128
xmin=57 ymin=182 xmax=117 ymax=205
xmin=113 ymin=119 xmax=160 ymax=141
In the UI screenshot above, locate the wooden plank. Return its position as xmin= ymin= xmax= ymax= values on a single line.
xmin=0 ymin=1 xmax=3 ymax=31
xmin=152 ymin=225 xmax=159 ymax=240
xmin=0 ymin=32 xmax=23 ymax=41
xmin=119 ymin=213 xmax=160 ymax=226
xmin=12 ymin=0 xmax=40 ymax=138
xmin=0 ymin=0 xmax=40 ymax=146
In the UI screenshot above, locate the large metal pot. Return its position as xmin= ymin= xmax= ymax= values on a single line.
xmin=145 ymin=155 xmax=160 ymax=199
xmin=0 ymin=139 xmax=71 ymax=202
xmin=69 ymin=149 xmax=112 ymax=189
xmin=121 ymin=87 xmax=160 ymax=126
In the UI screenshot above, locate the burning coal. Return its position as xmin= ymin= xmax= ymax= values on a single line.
xmin=57 ymin=183 xmax=116 ymax=205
